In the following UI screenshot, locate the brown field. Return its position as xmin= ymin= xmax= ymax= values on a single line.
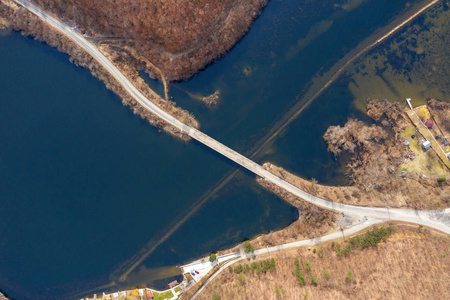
xmin=198 ymin=224 xmax=450 ymax=300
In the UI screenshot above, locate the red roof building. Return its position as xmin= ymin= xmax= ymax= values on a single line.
xmin=425 ymin=119 xmax=434 ymax=128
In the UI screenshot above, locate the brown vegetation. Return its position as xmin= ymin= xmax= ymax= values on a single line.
xmin=0 ymin=0 xmax=198 ymax=140
xmin=261 ymin=99 xmax=449 ymax=209
xmin=30 ymin=0 xmax=269 ymax=81
xmin=323 ymin=99 xmax=406 ymax=191
xmin=198 ymin=224 xmax=450 ymax=300
xmin=316 ymin=98 xmax=449 ymax=208
xmin=200 ymin=90 xmax=221 ymax=107
xmin=428 ymin=98 xmax=450 ymax=134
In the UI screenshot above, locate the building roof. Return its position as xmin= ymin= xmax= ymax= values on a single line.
xmin=168 ymin=280 xmax=179 ymax=288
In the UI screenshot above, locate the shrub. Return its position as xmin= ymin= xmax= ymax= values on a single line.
xmin=251 ymin=262 xmax=258 ymax=271
xmin=305 ymin=260 xmax=311 ymax=271
xmin=244 ymin=240 xmax=254 ymax=253
xmin=294 ymin=259 xmax=305 ymax=285
xmin=212 ymin=291 xmax=220 ymax=300
xmin=234 ymin=264 xmax=243 ymax=274
xmin=243 ymin=264 xmax=250 ymax=273
xmin=323 ymin=270 xmax=330 ymax=278
xmin=238 ymin=273 xmax=245 ymax=283
xmin=336 ymin=226 xmax=395 ymax=256
xmin=310 ymin=273 xmax=318 ymax=285
xmin=209 ymin=253 xmax=217 ymax=262
xmin=349 ymin=226 xmax=394 ymax=249
xmin=275 ymin=286 xmax=280 ymax=295
xmin=346 ymin=270 xmax=353 ymax=282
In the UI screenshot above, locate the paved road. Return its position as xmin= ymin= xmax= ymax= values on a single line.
xmin=187 ymin=218 xmax=385 ymax=299
xmin=14 ymin=0 xmax=450 ymax=235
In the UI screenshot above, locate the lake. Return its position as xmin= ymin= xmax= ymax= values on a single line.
xmin=0 ymin=0 xmax=425 ymax=298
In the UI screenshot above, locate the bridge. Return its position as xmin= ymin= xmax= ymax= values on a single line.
xmin=13 ymin=0 xmax=450 ymax=234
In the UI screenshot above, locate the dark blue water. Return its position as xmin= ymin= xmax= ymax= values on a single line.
xmin=0 ymin=33 xmax=295 ymax=299
xmin=170 ymin=0 xmax=420 ymax=182
xmin=0 ymin=0 xmax=422 ymax=298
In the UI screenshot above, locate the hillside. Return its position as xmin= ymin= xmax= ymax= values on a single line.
xmin=198 ymin=224 xmax=450 ymax=299
xmin=31 ymin=0 xmax=268 ymax=81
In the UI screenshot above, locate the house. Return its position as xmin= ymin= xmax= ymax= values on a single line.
xmin=425 ymin=119 xmax=434 ymax=128
xmin=422 ymin=140 xmax=431 ymax=150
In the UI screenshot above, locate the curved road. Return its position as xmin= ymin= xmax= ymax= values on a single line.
xmin=14 ymin=0 xmax=450 ymax=235
xmin=187 ymin=218 xmax=385 ymax=299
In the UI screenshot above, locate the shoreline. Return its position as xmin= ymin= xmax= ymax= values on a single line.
xmin=192 ymin=222 xmax=449 ymax=299
xmin=0 ymin=0 xmax=198 ymax=141
xmin=104 ymin=0 xmax=449 ymax=286
xmin=1 ymin=1 xmax=448 ymax=298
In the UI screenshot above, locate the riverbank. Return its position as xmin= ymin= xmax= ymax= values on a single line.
xmin=0 ymin=292 xmax=9 ymax=300
xmin=83 ymin=286 xmax=181 ymax=300
xmin=0 ymin=0 xmax=198 ymax=141
xmin=29 ymin=0 xmax=269 ymax=82
xmin=259 ymin=97 xmax=449 ymax=210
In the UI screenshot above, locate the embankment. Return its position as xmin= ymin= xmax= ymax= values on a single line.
xmin=0 ymin=0 xmax=198 ymax=140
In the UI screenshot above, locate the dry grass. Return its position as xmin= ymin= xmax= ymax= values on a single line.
xmin=263 ymin=161 xmax=449 ymax=209
xmin=399 ymin=124 xmax=449 ymax=178
xmin=198 ymin=224 xmax=450 ymax=300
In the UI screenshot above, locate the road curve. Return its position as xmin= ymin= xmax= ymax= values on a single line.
xmin=188 ymin=218 xmax=384 ymax=300
xmin=13 ymin=0 xmax=450 ymax=234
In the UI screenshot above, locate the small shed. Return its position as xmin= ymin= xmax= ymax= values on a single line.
xmin=422 ymin=140 xmax=431 ymax=150
xmin=447 ymin=153 xmax=450 ymax=160
xmin=425 ymin=119 xmax=434 ymax=128
xmin=146 ymin=290 xmax=153 ymax=300
xmin=403 ymin=140 xmax=410 ymax=146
